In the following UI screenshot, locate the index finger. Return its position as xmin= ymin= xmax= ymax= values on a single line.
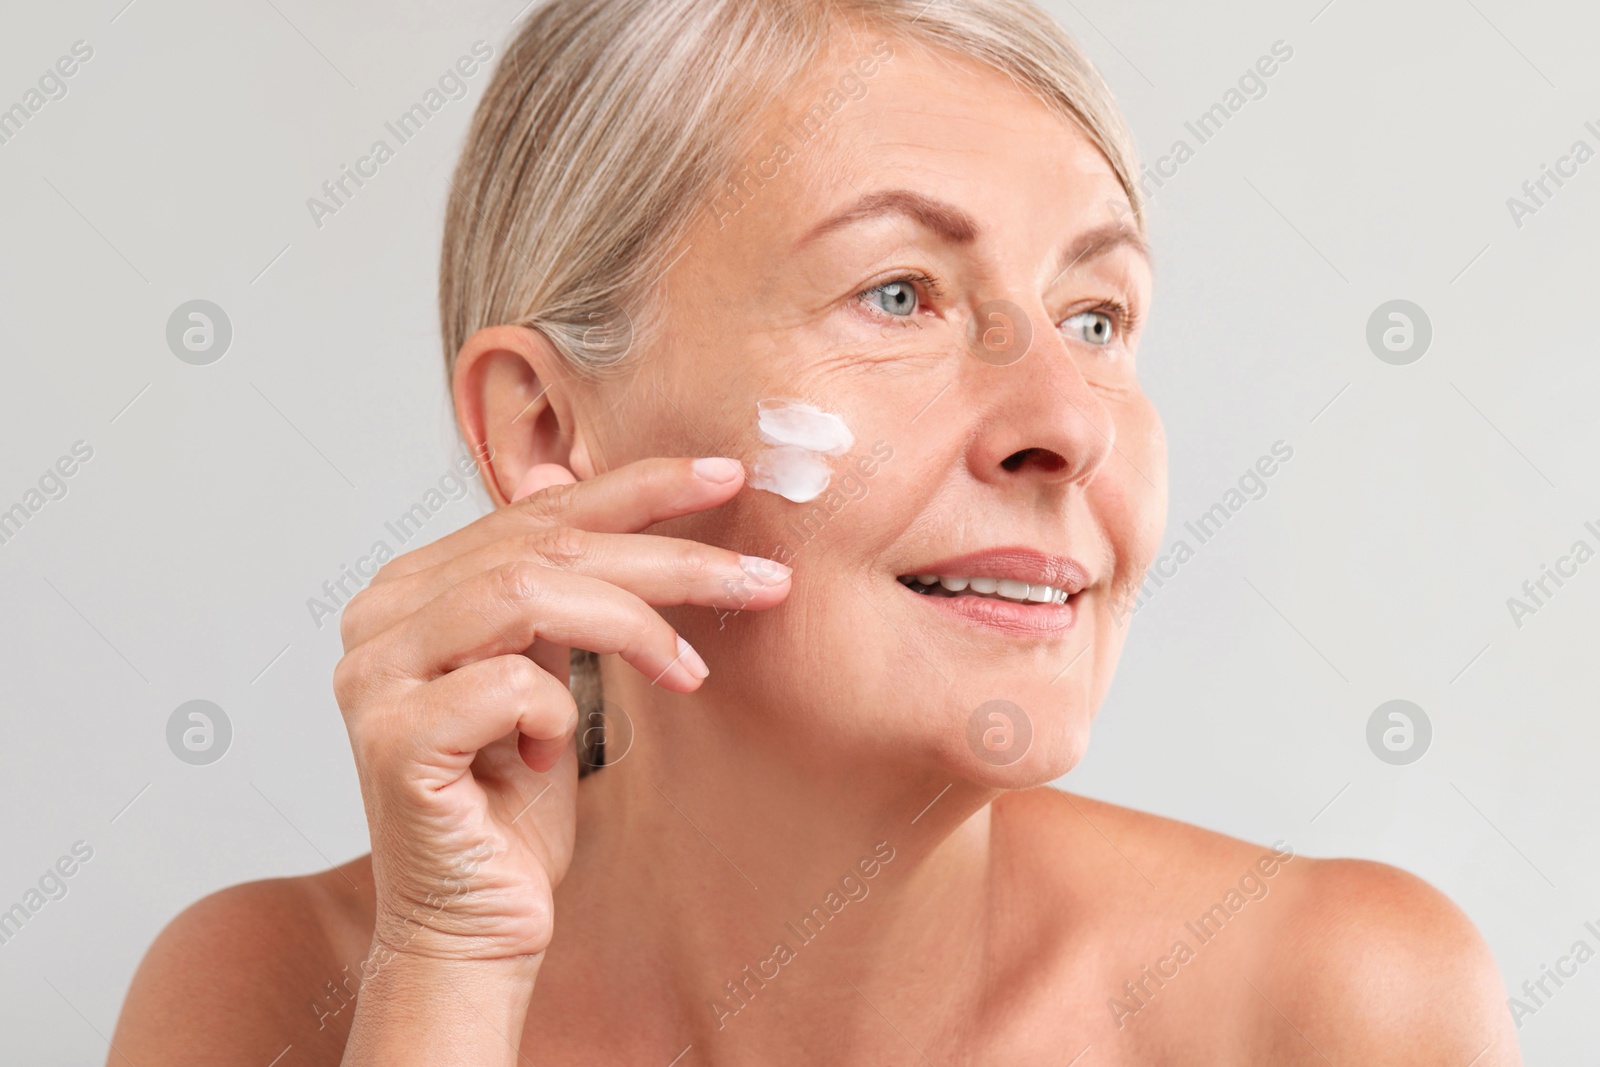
xmin=374 ymin=455 xmax=745 ymax=585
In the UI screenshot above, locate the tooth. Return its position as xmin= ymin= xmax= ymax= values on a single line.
xmin=917 ymin=574 xmax=940 ymax=585
xmin=1026 ymin=584 xmax=1053 ymax=603
xmin=939 ymin=576 xmax=969 ymax=592
xmin=968 ymin=577 xmax=999 ymax=594
xmin=997 ymin=579 xmax=1029 ymax=600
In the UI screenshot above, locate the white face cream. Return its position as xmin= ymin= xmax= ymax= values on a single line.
xmin=748 ymin=398 xmax=854 ymax=503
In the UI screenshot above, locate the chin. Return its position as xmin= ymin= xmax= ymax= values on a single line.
xmin=939 ymin=702 xmax=1093 ymax=791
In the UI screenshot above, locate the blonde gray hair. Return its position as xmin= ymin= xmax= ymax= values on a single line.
xmin=441 ymin=0 xmax=1143 ymax=771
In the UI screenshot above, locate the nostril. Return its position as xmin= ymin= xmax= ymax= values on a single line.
xmin=1001 ymin=448 xmax=1068 ymax=474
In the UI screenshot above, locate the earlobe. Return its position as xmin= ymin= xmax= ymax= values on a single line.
xmin=510 ymin=463 xmax=577 ymax=503
xmin=567 ymin=436 xmax=596 ymax=481
xmin=451 ymin=324 xmax=583 ymax=507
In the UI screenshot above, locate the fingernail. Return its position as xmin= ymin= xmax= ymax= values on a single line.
xmin=740 ymin=555 xmax=792 ymax=584
xmin=676 ymin=635 xmax=710 ymax=680
xmin=692 ymin=457 xmax=743 ymax=484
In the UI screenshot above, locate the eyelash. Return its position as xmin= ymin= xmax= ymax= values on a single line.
xmin=857 ymin=274 xmax=1142 ymax=347
xmin=1072 ymin=298 xmax=1142 ymax=347
xmin=856 ymin=271 xmax=942 ymax=325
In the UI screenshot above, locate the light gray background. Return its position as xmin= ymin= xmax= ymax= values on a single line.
xmin=2 ymin=0 xmax=1596 ymax=1062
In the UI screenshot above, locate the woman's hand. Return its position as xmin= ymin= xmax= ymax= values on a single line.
xmin=332 ymin=456 xmax=789 ymax=1061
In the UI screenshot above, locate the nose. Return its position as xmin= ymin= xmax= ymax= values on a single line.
xmin=964 ymin=306 xmax=1115 ymax=488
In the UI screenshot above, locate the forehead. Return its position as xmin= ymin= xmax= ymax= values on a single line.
xmin=701 ymin=36 xmax=1130 ymax=256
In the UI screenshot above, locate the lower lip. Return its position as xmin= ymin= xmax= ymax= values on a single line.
xmin=898 ymin=582 xmax=1079 ymax=637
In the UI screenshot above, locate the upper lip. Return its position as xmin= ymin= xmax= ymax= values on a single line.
xmin=898 ymin=547 xmax=1091 ymax=595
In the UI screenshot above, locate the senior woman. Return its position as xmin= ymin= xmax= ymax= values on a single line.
xmin=111 ymin=0 xmax=1517 ymax=1063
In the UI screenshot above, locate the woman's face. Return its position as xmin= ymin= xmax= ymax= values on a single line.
xmin=576 ymin=35 xmax=1165 ymax=785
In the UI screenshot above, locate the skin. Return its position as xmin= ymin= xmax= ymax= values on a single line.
xmin=109 ymin=31 xmax=1520 ymax=1067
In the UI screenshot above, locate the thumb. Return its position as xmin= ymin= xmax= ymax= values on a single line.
xmin=512 ymin=462 xmax=577 ymax=503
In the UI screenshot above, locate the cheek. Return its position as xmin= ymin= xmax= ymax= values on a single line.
xmin=586 ymin=362 xmax=761 ymax=479
xmin=1093 ymin=394 xmax=1168 ymax=581
xmin=661 ymin=479 xmax=905 ymax=725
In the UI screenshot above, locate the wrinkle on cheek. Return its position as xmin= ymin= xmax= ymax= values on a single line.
xmin=819 ymin=338 xmax=953 ymax=380
xmin=1087 ymin=378 xmax=1139 ymax=403
xmin=1074 ymin=352 xmax=1143 ymax=397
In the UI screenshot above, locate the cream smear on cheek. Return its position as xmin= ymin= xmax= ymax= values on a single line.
xmin=747 ymin=398 xmax=854 ymax=503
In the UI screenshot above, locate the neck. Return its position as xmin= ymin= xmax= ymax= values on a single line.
xmin=546 ymin=670 xmax=1003 ymax=1059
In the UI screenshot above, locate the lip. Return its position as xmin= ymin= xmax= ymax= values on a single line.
xmin=895 ymin=547 xmax=1089 ymax=638
xmin=897 ymin=547 xmax=1090 ymax=594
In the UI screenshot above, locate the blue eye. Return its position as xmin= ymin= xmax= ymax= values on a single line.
xmin=862 ymin=281 xmax=918 ymax=317
xmin=1062 ymin=310 xmax=1116 ymax=346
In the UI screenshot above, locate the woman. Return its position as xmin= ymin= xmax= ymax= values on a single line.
xmin=110 ymin=0 xmax=1519 ymax=1062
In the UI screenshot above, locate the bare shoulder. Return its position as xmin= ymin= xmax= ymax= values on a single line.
xmin=991 ymin=786 xmax=1290 ymax=898
xmin=1261 ymin=854 xmax=1520 ymax=1064
xmin=110 ymin=855 xmax=376 ymax=1067
xmin=992 ymin=789 xmax=1520 ymax=1065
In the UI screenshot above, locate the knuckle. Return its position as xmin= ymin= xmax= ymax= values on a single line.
xmin=519 ymin=480 xmax=579 ymax=522
xmin=337 ymin=602 xmax=360 ymax=650
xmin=338 ymin=586 xmax=377 ymax=649
xmin=332 ymin=645 xmax=377 ymax=712
xmin=494 ymin=559 xmax=548 ymax=603
xmin=675 ymin=546 xmax=720 ymax=585
xmin=491 ymin=654 xmax=544 ymax=700
xmin=528 ymin=525 xmax=586 ymax=570
xmin=333 ymin=640 xmax=413 ymax=719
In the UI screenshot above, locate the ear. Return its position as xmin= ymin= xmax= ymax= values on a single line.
xmin=451 ymin=324 xmax=597 ymax=508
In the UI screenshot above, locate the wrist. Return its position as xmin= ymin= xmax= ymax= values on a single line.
xmin=363 ymin=940 xmax=544 ymax=992
xmin=342 ymin=946 xmax=542 ymax=1066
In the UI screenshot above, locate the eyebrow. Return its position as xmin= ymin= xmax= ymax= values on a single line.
xmin=799 ymin=188 xmax=1151 ymax=274
xmin=799 ymin=189 xmax=979 ymax=246
xmin=1050 ymin=221 xmax=1151 ymax=284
